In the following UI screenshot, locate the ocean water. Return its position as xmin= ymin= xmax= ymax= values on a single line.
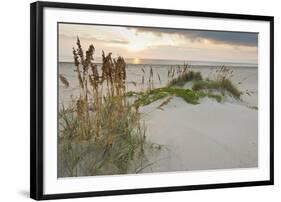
xmin=61 ymin=57 xmax=257 ymax=67
xmin=59 ymin=59 xmax=258 ymax=106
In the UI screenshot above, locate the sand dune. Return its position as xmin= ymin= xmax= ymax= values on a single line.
xmin=141 ymin=97 xmax=258 ymax=173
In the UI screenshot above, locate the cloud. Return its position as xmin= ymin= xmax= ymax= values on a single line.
xmin=59 ymin=33 xmax=129 ymax=45
xmin=130 ymin=27 xmax=258 ymax=47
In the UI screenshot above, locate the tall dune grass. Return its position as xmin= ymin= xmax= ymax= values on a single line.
xmin=58 ymin=37 xmax=158 ymax=177
xmin=127 ymin=64 xmax=242 ymax=108
xmin=167 ymin=65 xmax=203 ymax=87
xmin=192 ymin=79 xmax=241 ymax=99
xmin=192 ymin=66 xmax=241 ymax=99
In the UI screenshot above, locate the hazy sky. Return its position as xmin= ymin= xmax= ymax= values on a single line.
xmin=59 ymin=23 xmax=258 ymax=64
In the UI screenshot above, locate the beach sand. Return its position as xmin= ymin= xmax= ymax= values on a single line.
xmin=140 ymin=97 xmax=258 ymax=173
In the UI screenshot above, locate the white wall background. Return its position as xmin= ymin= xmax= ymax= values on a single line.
xmin=0 ymin=0 xmax=279 ymax=201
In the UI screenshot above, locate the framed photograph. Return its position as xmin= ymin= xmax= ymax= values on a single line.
xmin=30 ymin=1 xmax=274 ymax=200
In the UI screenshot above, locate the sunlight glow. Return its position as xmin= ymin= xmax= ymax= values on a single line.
xmin=133 ymin=58 xmax=140 ymax=64
xmin=59 ymin=24 xmax=258 ymax=63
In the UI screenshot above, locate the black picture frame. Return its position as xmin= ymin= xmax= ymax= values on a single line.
xmin=30 ymin=1 xmax=274 ymax=200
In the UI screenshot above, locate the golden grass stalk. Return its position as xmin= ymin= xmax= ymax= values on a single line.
xmin=59 ymin=74 xmax=69 ymax=88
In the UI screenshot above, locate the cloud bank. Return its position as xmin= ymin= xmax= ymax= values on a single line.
xmin=131 ymin=27 xmax=258 ymax=47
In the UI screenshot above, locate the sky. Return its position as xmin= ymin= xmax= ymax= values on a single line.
xmin=59 ymin=23 xmax=258 ymax=64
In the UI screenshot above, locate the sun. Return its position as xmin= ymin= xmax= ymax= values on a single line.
xmin=133 ymin=58 xmax=140 ymax=64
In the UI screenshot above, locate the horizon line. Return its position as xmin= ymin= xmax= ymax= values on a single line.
xmin=59 ymin=57 xmax=258 ymax=65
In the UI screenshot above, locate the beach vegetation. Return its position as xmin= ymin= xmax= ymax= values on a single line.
xmin=58 ymin=37 xmax=158 ymax=177
xmin=192 ymin=78 xmax=241 ymax=99
xmin=192 ymin=65 xmax=242 ymax=99
xmin=167 ymin=70 xmax=203 ymax=87
xmin=128 ymin=87 xmax=223 ymax=107
xmin=248 ymin=105 xmax=258 ymax=110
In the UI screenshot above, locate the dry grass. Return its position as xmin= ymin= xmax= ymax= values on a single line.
xmin=59 ymin=74 xmax=69 ymax=87
xmin=167 ymin=70 xmax=203 ymax=87
xmin=192 ymin=66 xmax=242 ymax=99
xmin=58 ymin=37 xmax=158 ymax=177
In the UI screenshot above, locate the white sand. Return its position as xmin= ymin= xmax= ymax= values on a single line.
xmin=140 ymin=97 xmax=258 ymax=172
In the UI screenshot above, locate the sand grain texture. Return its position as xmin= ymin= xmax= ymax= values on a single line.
xmin=141 ymin=97 xmax=258 ymax=173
